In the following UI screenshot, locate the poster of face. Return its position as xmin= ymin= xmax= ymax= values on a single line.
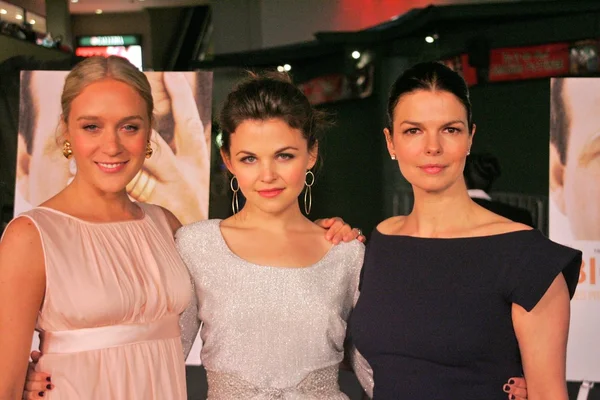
xmin=549 ymin=77 xmax=600 ymax=381
xmin=16 ymin=70 xmax=212 ymax=365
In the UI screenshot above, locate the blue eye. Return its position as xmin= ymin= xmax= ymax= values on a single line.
xmin=277 ymin=153 xmax=294 ymax=160
xmin=83 ymin=124 xmax=99 ymax=132
xmin=122 ymin=125 xmax=140 ymax=133
xmin=240 ymin=156 xmax=256 ymax=163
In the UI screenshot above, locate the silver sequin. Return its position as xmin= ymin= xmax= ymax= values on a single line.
xmin=175 ymin=219 xmax=370 ymax=399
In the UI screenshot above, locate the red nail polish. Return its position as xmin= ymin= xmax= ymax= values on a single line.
xmin=39 ymin=392 xmax=45 ymax=397
xmin=509 ymin=379 xmax=515 ymax=385
xmin=46 ymin=376 xmax=51 ymax=382
xmin=46 ymin=384 xmax=52 ymax=390
xmin=503 ymin=384 xmax=510 ymax=392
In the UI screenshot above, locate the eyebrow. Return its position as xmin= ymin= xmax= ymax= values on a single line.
xmin=235 ymin=146 xmax=299 ymax=156
xmin=76 ymin=115 xmax=144 ymax=123
xmin=399 ymin=120 xmax=466 ymax=126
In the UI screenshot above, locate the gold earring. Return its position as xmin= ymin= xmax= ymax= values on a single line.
xmin=230 ymin=176 xmax=240 ymax=214
xmin=62 ymin=140 xmax=73 ymax=159
xmin=304 ymin=170 xmax=315 ymax=215
xmin=145 ymin=141 xmax=153 ymax=159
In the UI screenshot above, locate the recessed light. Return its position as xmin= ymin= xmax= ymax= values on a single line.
xmin=95 ymin=9 xmax=103 ymax=14
xmin=0 ymin=9 xmax=7 ymax=14
xmin=16 ymin=14 xmax=23 ymax=20
xmin=30 ymin=19 xmax=35 ymax=24
xmin=71 ymin=0 xmax=78 ymax=3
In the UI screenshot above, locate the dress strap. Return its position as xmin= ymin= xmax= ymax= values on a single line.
xmin=40 ymin=314 xmax=180 ymax=354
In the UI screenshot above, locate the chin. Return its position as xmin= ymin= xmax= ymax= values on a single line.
xmin=410 ymin=180 xmax=455 ymax=194
xmin=94 ymin=180 xmax=131 ymax=194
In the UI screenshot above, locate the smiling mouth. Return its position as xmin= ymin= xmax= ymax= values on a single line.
xmin=257 ymin=188 xmax=284 ymax=198
xmin=95 ymin=161 xmax=128 ymax=173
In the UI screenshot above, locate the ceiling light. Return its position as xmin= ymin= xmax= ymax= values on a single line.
xmin=71 ymin=0 xmax=78 ymax=3
xmin=277 ymin=66 xmax=284 ymax=72
xmin=351 ymin=51 xmax=361 ymax=60
xmin=0 ymin=9 xmax=7 ymax=15
xmin=283 ymin=64 xmax=291 ymax=72
xmin=16 ymin=14 xmax=23 ymax=20
xmin=29 ymin=19 xmax=35 ymax=24
xmin=95 ymin=9 xmax=103 ymax=14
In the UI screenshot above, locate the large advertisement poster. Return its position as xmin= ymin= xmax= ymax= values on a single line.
xmin=549 ymin=77 xmax=600 ymax=382
xmin=16 ymin=70 xmax=212 ymax=365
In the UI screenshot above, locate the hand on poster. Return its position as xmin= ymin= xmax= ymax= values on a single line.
xmin=127 ymin=72 xmax=210 ymax=224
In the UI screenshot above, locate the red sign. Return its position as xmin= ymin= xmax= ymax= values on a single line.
xmin=488 ymin=43 xmax=570 ymax=82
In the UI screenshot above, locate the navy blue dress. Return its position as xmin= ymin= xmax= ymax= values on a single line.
xmin=350 ymin=228 xmax=581 ymax=399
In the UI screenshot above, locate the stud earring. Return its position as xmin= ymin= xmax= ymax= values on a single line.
xmin=391 ymin=154 xmax=396 ymax=160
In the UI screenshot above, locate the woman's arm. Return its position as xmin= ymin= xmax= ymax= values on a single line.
xmin=0 ymin=217 xmax=46 ymax=399
xmin=512 ymin=274 xmax=570 ymax=400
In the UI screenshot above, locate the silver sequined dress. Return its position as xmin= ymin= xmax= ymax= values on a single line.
xmin=176 ymin=219 xmax=371 ymax=399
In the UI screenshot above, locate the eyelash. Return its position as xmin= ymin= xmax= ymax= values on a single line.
xmin=82 ymin=124 xmax=140 ymax=133
xmin=444 ymin=127 xmax=462 ymax=134
xmin=239 ymin=153 xmax=296 ymax=163
xmin=402 ymin=127 xmax=462 ymax=135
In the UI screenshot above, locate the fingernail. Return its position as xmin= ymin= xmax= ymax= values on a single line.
xmin=510 ymin=395 xmax=515 ymax=400
xmin=46 ymin=384 xmax=52 ymax=390
xmin=509 ymin=379 xmax=515 ymax=385
xmin=503 ymin=384 xmax=510 ymax=392
xmin=46 ymin=376 xmax=51 ymax=382
xmin=39 ymin=392 xmax=45 ymax=397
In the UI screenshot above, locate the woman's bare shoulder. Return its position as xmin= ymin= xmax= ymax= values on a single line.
xmin=376 ymin=215 xmax=407 ymax=235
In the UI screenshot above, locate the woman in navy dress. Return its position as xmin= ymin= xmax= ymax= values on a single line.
xmin=350 ymin=62 xmax=581 ymax=399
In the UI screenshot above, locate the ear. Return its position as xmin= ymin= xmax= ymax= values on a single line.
xmin=549 ymin=143 xmax=566 ymax=214
xmin=383 ymin=128 xmax=395 ymax=159
xmin=59 ymin=118 xmax=70 ymax=143
xmin=468 ymin=123 xmax=476 ymax=153
xmin=307 ymin=141 xmax=318 ymax=170
xmin=220 ymin=148 xmax=234 ymax=174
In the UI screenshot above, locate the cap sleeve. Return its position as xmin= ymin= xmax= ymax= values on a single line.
xmin=505 ymin=231 xmax=582 ymax=312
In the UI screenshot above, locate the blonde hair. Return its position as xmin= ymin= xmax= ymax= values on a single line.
xmin=61 ymin=56 xmax=153 ymax=124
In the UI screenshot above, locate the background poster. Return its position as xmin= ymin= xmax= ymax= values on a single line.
xmin=16 ymin=70 xmax=212 ymax=365
xmin=549 ymin=77 xmax=600 ymax=381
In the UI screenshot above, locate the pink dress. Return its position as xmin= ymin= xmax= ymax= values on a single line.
xmin=16 ymin=203 xmax=194 ymax=399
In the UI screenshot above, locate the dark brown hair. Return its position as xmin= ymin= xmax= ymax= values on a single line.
xmin=219 ymin=72 xmax=329 ymax=155
xmin=387 ymin=61 xmax=473 ymax=134
xmin=550 ymin=78 xmax=569 ymax=165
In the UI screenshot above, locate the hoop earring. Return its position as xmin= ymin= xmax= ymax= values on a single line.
xmin=304 ymin=170 xmax=315 ymax=215
xmin=230 ymin=176 xmax=240 ymax=214
xmin=145 ymin=141 xmax=153 ymax=159
xmin=62 ymin=140 xmax=73 ymax=159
